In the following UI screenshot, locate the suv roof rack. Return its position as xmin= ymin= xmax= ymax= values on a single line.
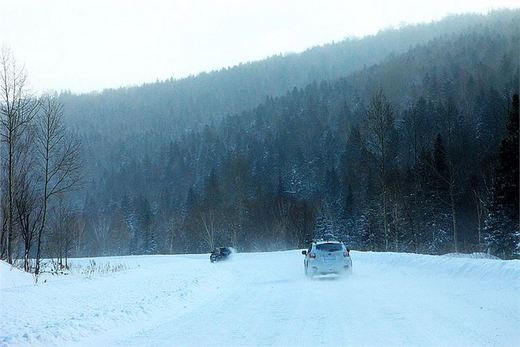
xmin=311 ymin=238 xmax=340 ymax=243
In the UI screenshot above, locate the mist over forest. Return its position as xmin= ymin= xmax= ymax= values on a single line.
xmin=1 ymin=9 xmax=519 ymax=269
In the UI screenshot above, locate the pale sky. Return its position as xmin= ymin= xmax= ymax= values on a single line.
xmin=0 ymin=0 xmax=518 ymax=94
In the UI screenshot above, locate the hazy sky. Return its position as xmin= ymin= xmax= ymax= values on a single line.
xmin=0 ymin=0 xmax=518 ymax=94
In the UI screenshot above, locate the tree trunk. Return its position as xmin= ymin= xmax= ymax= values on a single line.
xmin=6 ymin=136 xmax=13 ymax=264
xmin=34 ymin=191 xmax=48 ymax=276
xmin=473 ymin=190 xmax=483 ymax=250
xmin=449 ymin=181 xmax=458 ymax=253
xmin=23 ymin=248 xmax=30 ymax=272
xmin=383 ymin=194 xmax=389 ymax=251
xmin=35 ymin=123 xmax=50 ymax=276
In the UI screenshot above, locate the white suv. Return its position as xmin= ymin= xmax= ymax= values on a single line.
xmin=302 ymin=240 xmax=352 ymax=277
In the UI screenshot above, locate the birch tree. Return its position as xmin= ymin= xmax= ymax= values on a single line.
xmin=14 ymin=131 xmax=39 ymax=271
xmin=0 ymin=48 xmax=37 ymax=263
xmin=34 ymin=96 xmax=81 ymax=275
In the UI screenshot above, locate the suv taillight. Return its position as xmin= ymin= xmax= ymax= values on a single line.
xmin=309 ymin=252 xmax=316 ymax=259
xmin=343 ymin=250 xmax=350 ymax=257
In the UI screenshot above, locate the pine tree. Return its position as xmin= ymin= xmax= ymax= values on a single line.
xmin=340 ymin=184 xmax=357 ymax=246
xmin=138 ymin=198 xmax=153 ymax=254
xmin=314 ymin=209 xmax=332 ymax=239
xmin=418 ymin=147 xmax=450 ymax=254
xmin=484 ymin=94 xmax=519 ymax=259
xmin=497 ymin=94 xmax=519 ymax=221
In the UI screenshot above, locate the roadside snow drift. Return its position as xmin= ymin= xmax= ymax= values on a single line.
xmin=1 ymin=251 xmax=519 ymax=347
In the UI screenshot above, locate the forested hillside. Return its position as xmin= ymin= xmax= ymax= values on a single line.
xmin=1 ymin=10 xmax=518 ymax=267
xmin=59 ymin=10 xmax=518 ymax=258
xmin=61 ymin=11 xmax=516 ymax=137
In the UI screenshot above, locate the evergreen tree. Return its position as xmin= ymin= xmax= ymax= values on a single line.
xmin=138 ymin=198 xmax=153 ymax=254
xmin=484 ymin=94 xmax=519 ymax=259
xmin=497 ymin=94 xmax=519 ymax=222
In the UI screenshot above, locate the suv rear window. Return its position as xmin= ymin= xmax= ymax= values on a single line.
xmin=316 ymin=243 xmax=343 ymax=252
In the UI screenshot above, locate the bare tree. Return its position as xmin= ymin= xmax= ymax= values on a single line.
xmin=0 ymin=193 xmax=7 ymax=259
xmin=200 ymin=210 xmax=216 ymax=251
xmin=422 ymin=133 xmax=459 ymax=252
xmin=72 ymin=211 xmax=87 ymax=256
xmin=48 ymin=198 xmax=76 ymax=269
xmin=423 ymin=101 xmax=460 ymax=253
xmin=272 ymin=197 xmax=291 ymax=250
xmin=92 ymin=214 xmax=111 ymax=256
xmin=14 ymin=129 xmax=40 ymax=271
xmin=0 ymin=48 xmax=38 ymax=264
xmin=34 ymin=96 xmax=81 ymax=275
xmin=364 ymin=90 xmax=396 ymax=251
xmin=166 ymin=214 xmax=184 ymax=254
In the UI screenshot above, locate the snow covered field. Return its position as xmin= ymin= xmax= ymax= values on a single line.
xmin=1 ymin=250 xmax=519 ymax=347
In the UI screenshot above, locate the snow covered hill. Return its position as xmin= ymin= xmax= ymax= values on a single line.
xmin=1 ymin=251 xmax=519 ymax=346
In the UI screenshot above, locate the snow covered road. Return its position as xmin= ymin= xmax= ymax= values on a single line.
xmin=1 ymin=250 xmax=519 ymax=346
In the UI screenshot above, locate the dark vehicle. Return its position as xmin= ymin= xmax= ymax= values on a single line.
xmin=210 ymin=247 xmax=233 ymax=263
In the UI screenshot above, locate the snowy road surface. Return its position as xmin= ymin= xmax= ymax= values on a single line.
xmin=1 ymin=250 xmax=519 ymax=346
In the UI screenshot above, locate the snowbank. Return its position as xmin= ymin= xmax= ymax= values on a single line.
xmin=443 ymin=252 xmax=500 ymax=259
xmin=1 ymin=254 xmax=235 ymax=347
xmin=0 ymin=261 xmax=34 ymax=290
xmin=354 ymin=251 xmax=520 ymax=283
